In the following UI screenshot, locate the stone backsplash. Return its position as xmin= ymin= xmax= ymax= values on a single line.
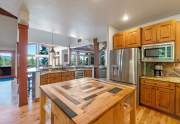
xmin=142 ymin=62 xmax=180 ymax=77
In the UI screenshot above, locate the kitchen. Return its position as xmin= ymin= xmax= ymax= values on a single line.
xmin=0 ymin=0 xmax=180 ymax=124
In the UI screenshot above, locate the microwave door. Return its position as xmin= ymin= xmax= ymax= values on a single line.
xmin=142 ymin=42 xmax=175 ymax=62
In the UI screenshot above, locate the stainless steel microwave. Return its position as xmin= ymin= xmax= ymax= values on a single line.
xmin=142 ymin=42 xmax=175 ymax=62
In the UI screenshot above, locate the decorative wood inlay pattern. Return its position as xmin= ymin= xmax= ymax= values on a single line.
xmin=40 ymin=78 xmax=136 ymax=124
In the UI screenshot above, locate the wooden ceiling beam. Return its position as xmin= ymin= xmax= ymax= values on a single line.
xmin=0 ymin=7 xmax=18 ymax=19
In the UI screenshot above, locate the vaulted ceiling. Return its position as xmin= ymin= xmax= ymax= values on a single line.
xmin=1 ymin=0 xmax=180 ymax=42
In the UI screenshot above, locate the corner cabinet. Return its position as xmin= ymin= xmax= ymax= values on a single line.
xmin=157 ymin=20 xmax=176 ymax=43
xmin=176 ymin=84 xmax=180 ymax=117
xmin=142 ymin=25 xmax=157 ymax=45
xmin=125 ymin=28 xmax=141 ymax=48
xmin=113 ymin=32 xmax=125 ymax=49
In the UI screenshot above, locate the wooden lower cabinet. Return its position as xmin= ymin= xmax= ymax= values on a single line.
xmin=156 ymin=88 xmax=175 ymax=114
xmin=140 ymin=79 xmax=176 ymax=115
xmin=40 ymin=71 xmax=75 ymax=85
xmin=176 ymin=84 xmax=180 ymax=116
xmin=61 ymin=71 xmax=75 ymax=81
xmin=140 ymin=83 xmax=156 ymax=108
xmin=40 ymin=73 xmax=49 ymax=85
xmin=84 ymin=69 xmax=92 ymax=77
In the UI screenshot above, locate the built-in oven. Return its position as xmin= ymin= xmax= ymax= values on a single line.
xmin=142 ymin=42 xmax=175 ymax=62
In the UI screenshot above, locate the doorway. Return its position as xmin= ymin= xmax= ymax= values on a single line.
xmin=0 ymin=50 xmax=18 ymax=107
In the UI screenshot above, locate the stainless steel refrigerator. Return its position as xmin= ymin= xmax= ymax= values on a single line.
xmin=110 ymin=48 xmax=141 ymax=103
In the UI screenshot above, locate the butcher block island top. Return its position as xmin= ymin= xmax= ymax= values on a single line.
xmin=40 ymin=78 xmax=136 ymax=124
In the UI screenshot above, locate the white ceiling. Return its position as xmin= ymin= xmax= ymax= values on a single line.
xmin=1 ymin=0 xmax=180 ymax=42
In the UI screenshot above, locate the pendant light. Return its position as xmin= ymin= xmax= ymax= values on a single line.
xmin=50 ymin=32 xmax=55 ymax=53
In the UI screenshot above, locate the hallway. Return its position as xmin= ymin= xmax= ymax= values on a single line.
xmin=0 ymin=78 xmax=18 ymax=107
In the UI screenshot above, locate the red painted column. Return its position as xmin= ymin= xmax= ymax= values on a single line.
xmin=93 ymin=38 xmax=99 ymax=78
xmin=18 ymin=24 xmax=28 ymax=106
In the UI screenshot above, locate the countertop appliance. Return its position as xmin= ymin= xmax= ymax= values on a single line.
xmin=110 ymin=48 xmax=141 ymax=104
xmin=154 ymin=65 xmax=163 ymax=77
xmin=142 ymin=42 xmax=175 ymax=62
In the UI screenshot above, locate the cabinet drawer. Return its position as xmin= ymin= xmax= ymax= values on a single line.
xmin=141 ymin=79 xmax=157 ymax=86
xmin=157 ymin=81 xmax=175 ymax=89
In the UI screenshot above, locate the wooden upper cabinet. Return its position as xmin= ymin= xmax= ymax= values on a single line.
xmin=142 ymin=25 xmax=157 ymax=45
xmin=175 ymin=21 xmax=180 ymax=62
xmin=157 ymin=20 xmax=176 ymax=43
xmin=113 ymin=32 xmax=124 ymax=49
xmin=176 ymin=84 xmax=180 ymax=117
xmin=125 ymin=28 xmax=141 ymax=48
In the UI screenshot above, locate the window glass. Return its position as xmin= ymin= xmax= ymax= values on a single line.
xmin=27 ymin=55 xmax=36 ymax=68
xmin=39 ymin=45 xmax=49 ymax=55
xmin=99 ymin=50 xmax=105 ymax=66
xmin=38 ymin=57 xmax=48 ymax=67
xmin=28 ymin=44 xmax=37 ymax=55
xmin=0 ymin=53 xmax=12 ymax=67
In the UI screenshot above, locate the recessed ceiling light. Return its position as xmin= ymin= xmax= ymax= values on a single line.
xmin=122 ymin=14 xmax=129 ymax=22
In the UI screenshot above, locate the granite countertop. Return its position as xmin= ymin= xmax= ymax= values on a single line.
xmin=141 ymin=76 xmax=180 ymax=84
xmin=40 ymin=70 xmax=73 ymax=75
xmin=40 ymin=68 xmax=92 ymax=75
xmin=40 ymin=78 xmax=135 ymax=124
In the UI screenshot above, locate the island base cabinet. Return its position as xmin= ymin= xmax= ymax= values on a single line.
xmin=50 ymin=94 xmax=136 ymax=124
xmin=52 ymin=103 xmax=75 ymax=124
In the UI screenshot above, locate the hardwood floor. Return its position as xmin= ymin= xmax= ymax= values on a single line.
xmin=0 ymin=79 xmax=18 ymax=106
xmin=136 ymin=106 xmax=180 ymax=124
xmin=0 ymin=102 xmax=179 ymax=124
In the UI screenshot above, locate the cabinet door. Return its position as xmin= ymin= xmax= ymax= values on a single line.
xmin=140 ymin=84 xmax=151 ymax=106
xmin=125 ymin=28 xmax=141 ymax=48
xmin=176 ymin=84 xmax=180 ymax=117
xmin=84 ymin=70 xmax=92 ymax=77
xmin=142 ymin=25 xmax=157 ymax=45
xmin=157 ymin=20 xmax=176 ymax=43
xmin=113 ymin=32 xmax=124 ymax=49
xmin=156 ymin=88 xmax=175 ymax=113
xmin=140 ymin=84 xmax=156 ymax=107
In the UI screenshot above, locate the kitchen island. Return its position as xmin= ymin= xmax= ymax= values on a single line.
xmin=40 ymin=78 xmax=136 ymax=124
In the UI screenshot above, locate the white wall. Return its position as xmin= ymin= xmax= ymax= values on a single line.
xmin=106 ymin=25 xmax=119 ymax=80
xmin=0 ymin=15 xmax=17 ymax=50
xmin=28 ymin=28 xmax=70 ymax=47
xmin=69 ymin=37 xmax=93 ymax=48
xmin=61 ymin=49 xmax=69 ymax=66
xmin=28 ymin=28 xmax=93 ymax=48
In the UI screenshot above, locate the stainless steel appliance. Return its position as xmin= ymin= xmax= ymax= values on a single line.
xmin=110 ymin=48 xmax=141 ymax=84
xmin=110 ymin=48 xmax=141 ymax=104
xmin=142 ymin=42 xmax=175 ymax=62
xmin=75 ymin=70 xmax=84 ymax=79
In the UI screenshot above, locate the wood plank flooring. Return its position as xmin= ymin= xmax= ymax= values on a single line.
xmin=0 ymin=102 xmax=179 ymax=124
